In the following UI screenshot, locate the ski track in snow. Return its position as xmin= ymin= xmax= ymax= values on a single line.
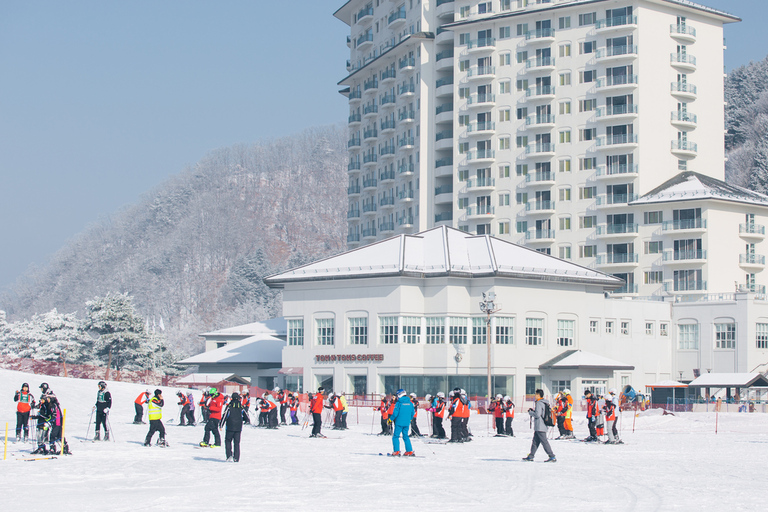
xmin=1 ymin=368 xmax=767 ymax=511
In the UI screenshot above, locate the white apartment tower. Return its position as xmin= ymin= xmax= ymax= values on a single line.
xmin=336 ymin=1 xmax=768 ymax=300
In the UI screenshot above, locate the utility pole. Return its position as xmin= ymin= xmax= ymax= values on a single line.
xmin=479 ymin=292 xmax=501 ymax=403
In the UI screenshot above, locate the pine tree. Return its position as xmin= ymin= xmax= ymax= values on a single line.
xmin=84 ymin=293 xmax=152 ymax=372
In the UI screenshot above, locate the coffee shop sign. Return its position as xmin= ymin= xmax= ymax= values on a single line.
xmin=315 ymin=354 xmax=384 ymax=363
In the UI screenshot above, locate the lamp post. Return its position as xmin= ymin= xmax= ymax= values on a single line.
xmin=479 ymin=292 xmax=501 ymax=404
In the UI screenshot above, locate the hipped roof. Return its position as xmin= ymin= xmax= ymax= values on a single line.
xmin=175 ymin=373 xmax=252 ymax=386
xmin=688 ymin=373 xmax=768 ymax=388
xmin=265 ymin=226 xmax=622 ymax=288
xmin=177 ymin=336 xmax=284 ymax=366
xmin=539 ymin=350 xmax=635 ymax=371
xmin=200 ymin=317 xmax=287 ymax=338
xmin=632 ymin=172 xmax=768 ymax=207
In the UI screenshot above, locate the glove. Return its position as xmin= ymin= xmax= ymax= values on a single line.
xmin=387 ymin=419 xmax=392 ymax=426
xmin=104 ymin=408 xmax=110 ymax=414
xmin=590 ymin=416 xmax=596 ymax=423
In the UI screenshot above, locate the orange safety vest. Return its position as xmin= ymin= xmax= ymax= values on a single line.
xmin=332 ymin=397 xmax=344 ymax=412
xmin=604 ymin=401 xmax=616 ymax=421
xmin=434 ymin=400 xmax=446 ymax=419
xmin=504 ymin=402 xmax=515 ymax=419
xmin=379 ymin=399 xmax=390 ymax=419
xmin=451 ymin=397 xmax=469 ymax=418
xmin=135 ymin=392 xmax=150 ymax=405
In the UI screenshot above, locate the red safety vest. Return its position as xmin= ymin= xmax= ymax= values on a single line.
xmin=434 ymin=400 xmax=446 ymax=419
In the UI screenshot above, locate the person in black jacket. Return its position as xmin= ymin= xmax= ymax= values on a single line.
xmin=94 ymin=381 xmax=112 ymax=441
xmin=220 ymin=392 xmax=244 ymax=462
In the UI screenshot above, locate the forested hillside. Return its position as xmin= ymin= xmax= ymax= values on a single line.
xmin=725 ymin=56 xmax=768 ymax=190
xmin=1 ymin=125 xmax=348 ymax=357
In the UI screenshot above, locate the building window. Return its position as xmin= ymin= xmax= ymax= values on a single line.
xmin=425 ymin=317 xmax=445 ymax=344
xmin=580 ymin=215 xmax=597 ymax=229
xmin=552 ymin=380 xmax=571 ymax=393
xmin=678 ymin=324 xmax=699 ymax=350
xmin=644 ymin=241 xmax=663 ymax=254
xmin=559 ymin=101 xmax=571 ymax=115
xmin=579 ymin=70 xmax=596 ymax=83
xmin=559 ymin=217 xmax=571 ymax=231
xmin=499 ymin=165 xmax=510 ymax=177
xmin=579 ymin=158 xmax=597 ymax=170
xmin=499 ymin=26 xmax=511 ymax=38
xmin=349 ymin=317 xmax=368 ymax=345
xmin=559 ymin=188 xmax=571 ymax=201
xmin=516 ymin=221 xmax=528 ymax=233
xmin=715 ymin=323 xmax=736 ymax=349
xmin=644 ymin=271 xmax=664 ymax=284
xmin=559 ymin=246 xmax=571 ymax=260
xmin=605 ymin=321 xmax=614 ymax=334
xmin=498 ymin=193 xmax=510 ymax=206
xmin=288 ymin=319 xmax=304 ymax=346
xmin=559 ymin=16 xmax=571 ymax=29
xmin=660 ymin=323 xmax=669 ymax=337
xmin=499 ymin=108 xmax=511 ymax=122
xmin=579 ymin=99 xmax=596 ymax=112
xmin=757 ymin=323 xmax=768 ymax=349
xmin=580 ymin=245 xmax=597 ymax=258
xmin=525 ymin=318 xmax=544 ymax=346
xmin=579 ymin=186 xmax=597 ymax=199
xmin=559 ymin=159 xmax=571 ymax=173
xmin=402 ymin=316 xmax=421 ymax=344
xmin=644 ymin=211 xmax=663 ymax=224
xmin=646 ymin=322 xmax=654 ymax=336
xmin=578 ymin=12 xmax=596 ymax=26
xmin=516 ymin=164 xmax=528 ymax=176
xmin=560 ymin=73 xmax=571 ymax=86
xmin=579 ymin=41 xmax=597 ymax=54
xmin=472 ymin=317 xmax=487 ymax=344
xmin=495 ymin=317 xmax=514 ymax=344
xmin=499 ymin=81 xmax=511 ymax=94
xmin=579 ymin=128 xmax=597 ymax=141
xmin=499 ymin=137 xmax=510 ymax=150
xmin=380 ymin=316 xmax=399 ymax=344
xmin=498 ymin=221 xmax=510 ymax=234
xmin=621 ymin=321 xmax=630 ymax=336
xmin=559 ymin=130 xmax=571 ymax=144
xmin=559 ymin=44 xmax=571 ymax=58
xmin=316 ymin=318 xmax=335 ymax=346
xmin=557 ymin=320 xmax=575 ymax=346
xmin=449 ymin=317 xmax=468 ymax=344
xmin=589 ymin=320 xmax=598 ymax=333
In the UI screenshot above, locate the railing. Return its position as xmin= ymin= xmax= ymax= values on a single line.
xmin=524 ymin=28 xmax=555 ymax=40
xmin=598 ymin=193 xmax=638 ymax=205
xmin=671 ymin=24 xmax=696 ymax=38
xmin=398 ymin=83 xmax=415 ymax=95
xmin=525 ymin=200 xmax=555 ymax=211
xmin=399 ymin=109 xmax=416 ymax=121
xmin=740 ymin=223 xmax=766 ymax=235
xmin=666 ymin=281 xmax=707 ymax=292
xmin=436 ymin=49 xmax=454 ymax=61
xmin=363 ymin=178 xmax=377 ymax=189
xmin=598 ymin=134 xmax=638 ymax=146
xmin=525 ymin=171 xmax=554 ymax=183
xmin=348 ymin=114 xmax=361 ymax=124
xmin=671 ymin=112 xmax=697 ymax=123
xmin=347 ymin=185 xmax=361 ymax=195
xmin=468 ymin=93 xmax=495 ymax=105
xmin=398 ymin=215 xmax=414 ymax=226
xmin=436 ymin=103 xmax=453 ymax=115
xmin=467 ymin=66 xmax=495 ymax=78
xmin=381 ymin=93 xmax=396 ymax=105
xmin=526 ymin=229 xmax=555 ymax=240
xmin=435 ymin=157 xmax=453 ymax=168
xmin=467 ymin=205 xmax=495 ymax=216
xmin=741 ymin=254 xmax=766 ymax=265
xmin=467 ymin=37 xmax=495 ymax=49
xmin=398 ymin=163 xmax=414 ymax=174
xmin=436 ymin=0 xmax=454 ymax=6
xmin=435 ymin=130 xmax=453 ymax=141
xmin=596 ymin=15 xmax=637 ymax=29
xmin=436 ymin=77 xmax=454 ymax=89
xmin=348 ymin=161 xmax=361 ymax=171
xmin=380 ymin=222 xmax=395 ymax=232
xmin=347 ymin=209 xmax=361 ymax=219
xmin=363 ymin=154 xmax=377 ymax=164
xmin=671 ymin=53 xmax=696 ymax=66
xmin=611 ymin=284 xmax=638 ymax=294
xmin=596 ymin=45 xmax=638 ymax=58
xmin=380 ymin=119 xmax=395 ymax=131
xmin=596 ymin=75 xmax=638 ymax=88
xmin=526 ymin=114 xmax=555 ymax=126
xmin=662 ymin=219 xmax=706 ymax=231
xmin=435 ymin=185 xmax=453 ymax=195
xmin=526 ymin=57 xmax=555 ymax=69
xmin=349 ymin=90 xmax=362 ymax=100
xmin=347 ymin=233 xmax=360 ymax=243
xmin=598 ymin=164 xmax=638 ymax=176
xmin=388 ymin=8 xmax=407 ymax=25
xmin=362 ymin=228 xmax=376 ymax=237
xmin=467 ymin=149 xmax=495 ymax=160
xmin=381 ymin=68 xmax=397 ymax=81
xmin=597 ymin=223 xmax=638 ymax=235
xmin=467 ymin=121 xmax=495 ymax=132
xmin=348 ymin=137 xmax=361 ymax=148
xmin=671 ymin=82 xmax=697 ymax=95
xmin=435 ymin=212 xmax=453 ymax=222
xmin=526 ymin=143 xmax=555 ymax=154
xmin=357 ymin=6 xmax=374 ymax=21
xmin=363 ymin=104 xmax=378 ymax=116
xmin=380 ymin=145 xmax=396 ymax=156
xmin=597 ymin=253 xmax=638 ymax=264
xmin=467 ymin=177 xmax=495 ymax=188
xmin=671 ymin=140 xmax=698 ymax=153
xmin=363 ymin=128 xmax=377 ymax=139
xmin=398 ymin=190 xmax=415 ymax=200
xmin=664 ymin=250 xmax=706 ymax=261
xmin=526 ymin=86 xmax=555 ymax=97
xmin=379 ymin=196 xmax=395 ymax=207
xmin=379 ymin=170 xmax=395 ymax=181
xmin=357 ymin=33 xmax=374 ymax=46
xmin=364 ymin=78 xmax=378 ymax=91
xmin=399 ymin=57 xmax=416 ymax=70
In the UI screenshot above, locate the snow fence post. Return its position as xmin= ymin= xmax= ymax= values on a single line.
xmin=60 ymin=410 xmax=67 ymax=455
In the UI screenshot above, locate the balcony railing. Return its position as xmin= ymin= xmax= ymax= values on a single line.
xmin=363 ymin=104 xmax=378 ymax=116
xmin=671 ymin=52 xmax=696 ymax=66
xmin=388 ymin=8 xmax=407 ymax=25
xmin=381 ymin=93 xmax=396 ymax=105
xmin=363 ymin=154 xmax=378 ymax=164
xmin=379 ymin=170 xmax=395 ymax=181
xmin=598 ymin=134 xmax=638 ymax=146
xmin=398 ymin=215 xmax=414 ymax=226
xmin=349 ymin=90 xmax=362 ymax=101
xmin=467 ymin=66 xmax=495 ymax=78
xmin=363 ymin=128 xmax=377 ymax=140
xmin=611 ymin=284 xmax=638 ymax=294
xmin=435 ymin=185 xmax=453 ymax=195
xmin=380 ymin=222 xmax=395 ymax=232
xmin=398 ymin=190 xmax=415 ymax=201
xmin=740 ymin=223 xmax=766 ymax=235
xmin=666 ymin=281 xmax=707 ymax=292
xmin=357 ymin=33 xmax=374 ymax=46
xmin=348 ymin=161 xmax=361 ymax=171
xmin=436 ymin=77 xmax=453 ymax=88
xmin=436 ymin=130 xmax=453 ymax=141
xmin=399 ymin=109 xmax=416 ymax=121
xmin=672 ymin=140 xmax=698 ymax=153
xmin=526 ymin=143 xmax=555 ymax=154
xmin=467 ymin=37 xmax=495 ymax=49
xmin=436 ymin=49 xmax=454 ymax=61
xmin=525 ymin=171 xmax=554 ymax=183
xmin=598 ymin=194 xmax=638 ymax=206
xmin=526 ymin=57 xmax=555 ymax=69
xmin=526 ymin=229 xmax=555 ymax=240
xmin=467 ymin=121 xmax=495 ymax=133
xmin=597 ymin=223 xmax=638 ymax=235
xmin=525 ymin=200 xmax=555 ymax=212
xmin=357 ymin=6 xmax=374 ymax=21
xmin=379 ymin=196 xmax=395 ymax=207
xmin=347 ymin=185 xmax=361 ymax=195
xmin=741 ymin=254 xmax=766 ymax=265
xmin=671 ymin=82 xmax=697 ymax=95
xmin=347 ymin=137 xmax=361 ymax=148
xmin=347 ymin=233 xmax=360 ymax=243
xmin=596 ymin=45 xmax=638 ymax=59
xmin=435 ymin=211 xmax=453 ymax=222
xmin=662 ymin=219 xmax=706 ymax=231
xmin=380 ymin=145 xmax=396 ymax=156
xmin=524 ymin=28 xmax=555 ymax=40
xmin=436 ymin=157 xmax=453 ymax=169
xmin=526 ymin=86 xmax=555 ymax=97
xmin=596 ymin=15 xmax=637 ymax=29
xmin=664 ymin=250 xmax=706 ymax=261
xmin=399 ymin=57 xmax=416 ymax=70
xmin=347 ymin=209 xmax=361 ymax=219
xmin=526 ymin=114 xmax=555 ymax=126
xmin=597 ymin=164 xmax=638 ymax=177
xmin=467 ymin=177 xmax=495 ymax=188
xmin=467 ymin=93 xmax=495 ymax=105
xmin=597 ymin=253 xmax=639 ymax=264
xmin=671 ymin=112 xmax=697 ymax=123
xmin=398 ymin=163 xmax=414 ymax=174
xmin=398 ymin=83 xmax=415 ymax=95
xmin=348 ymin=114 xmax=361 ymax=124
xmin=596 ymin=75 xmax=638 ymax=88
xmin=467 ymin=149 xmax=495 ymax=160
xmin=363 ymin=178 xmax=377 ymax=189
xmin=597 ymin=104 xmax=639 ymax=118
xmin=380 ymin=119 xmax=396 ymax=131
xmin=466 ymin=205 xmax=495 ymax=216
xmin=436 ymin=103 xmax=453 ymax=115
xmin=362 ymin=228 xmax=376 ymax=238
xmin=671 ymin=24 xmax=696 ymax=38
xmin=364 ymin=78 xmax=378 ymax=91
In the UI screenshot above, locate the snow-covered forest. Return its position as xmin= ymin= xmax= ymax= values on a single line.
xmin=0 ymin=125 xmax=348 ymax=362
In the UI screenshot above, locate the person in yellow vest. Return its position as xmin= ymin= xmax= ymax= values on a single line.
xmin=144 ymin=389 xmax=167 ymax=447
xmin=339 ymin=392 xmax=349 ymax=429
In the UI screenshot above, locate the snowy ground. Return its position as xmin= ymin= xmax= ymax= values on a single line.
xmin=1 ymin=368 xmax=765 ymax=512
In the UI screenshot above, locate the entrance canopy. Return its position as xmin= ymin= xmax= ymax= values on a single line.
xmin=688 ymin=373 xmax=768 ymax=388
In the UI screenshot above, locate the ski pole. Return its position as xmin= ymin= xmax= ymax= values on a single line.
xmin=370 ymin=407 xmax=376 ymax=434
xmin=84 ymin=407 xmax=95 ymax=440
xmin=106 ymin=412 xmax=115 ymax=442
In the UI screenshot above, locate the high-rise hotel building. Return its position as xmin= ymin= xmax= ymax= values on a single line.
xmin=335 ymin=1 xmax=768 ymax=299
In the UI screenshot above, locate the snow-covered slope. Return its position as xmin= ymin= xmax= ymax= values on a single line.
xmin=1 ymin=368 xmax=766 ymax=511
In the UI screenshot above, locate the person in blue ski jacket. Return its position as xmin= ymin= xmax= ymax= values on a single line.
xmin=390 ymin=389 xmax=416 ymax=456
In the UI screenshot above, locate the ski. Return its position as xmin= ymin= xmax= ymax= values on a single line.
xmin=379 ymin=453 xmax=425 ymax=458
xmin=17 ymin=456 xmax=58 ymax=461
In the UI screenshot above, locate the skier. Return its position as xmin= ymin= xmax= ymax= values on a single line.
xmin=409 ymin=393 xmax=422 ymax=437
xmin=562 ymin=389 xmax=574 ymax=438
xmin=608 ymin=388 xmax=620 ymax=441
xmin=330 ymin=392 xmax=344 ymax=429
xmin=289 ymin=392 xmax=300 ymax=425
xmin=257 ymin=395 xmax=268 ymax=426
xmin=176 ymin=391 xmax=190 ymax=426
xmin=276 ymin=387 xmax=288 ymax=425
xmin=31 ymin=393 xmax=52 ymax=454
xmin=309 ymin=387 xmax=326 ymax=438
xmin=134 ymin=390 xmax=150 ymax=424
xmin=583 ymin=390 xmax=599 ymax=442
xmin=339 ymin=392 xmax=349 ymax=429
xmin=45 ymin=393 xmax=71 ymax=455
xmin=390 ymin=389 xmax=416 ymax=456
xmin=523 ymin=389 xmax=556 ymax=462
xmin=448 ymin=388 xmax=467 ymax=443
xmin=200 ymin=387 xmax=224 ymax=447
xmin=595 ymin=392 xmax=606 ymax=439
xmin=433 ymin=392 xmax=447 ymax=439
xmin=555 ymin=393 xmax=567 ymax=439
xmin=489 ymin=394 xmax=505 ymax=435
xmin=198 ymin=391 xmax=210 ymax=423
xmin=241 ymin=391 xmax=251 ymax=425
xmin=378 ymin=393 xmax=392 ymax=435
xmin=265 ymin=391 xmax=279 ymax=429
xmin=503 ymin=396 xmax=515 ymax=436
xmin=186 ymin=392 xmax=196 ymax=426
xmin=39 ymin=382 xmax=51 ymax=398
xmin=14 ymin=382 xmax=35 ymax=442
xmin=144 ymin=389 xmax=167 ymax=447
xmin=221 ymin=392 xmax=244 ymax=462
xmin=94 ymin=381 xmax=112 ymax=441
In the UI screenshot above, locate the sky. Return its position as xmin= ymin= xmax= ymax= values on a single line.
xmin=0 ymin=0 xmax=766 ymax=292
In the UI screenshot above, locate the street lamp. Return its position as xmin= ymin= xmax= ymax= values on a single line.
xmin=479 ymin=292 xmax=501 ymax=403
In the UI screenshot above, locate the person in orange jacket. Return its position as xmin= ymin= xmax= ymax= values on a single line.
xmin=448 ymin=388 xmax=470 ymax=443
xmin=134 ymin=390 xmax=150 ymax=424
xmin=276 ymin=387 xmax=289 ymax=425
xmin=489 ymin=394 xmax=506 ymax=436
xmin=561 ymin=389 xmax=574 ymax=439
xmin=378 ymin=393 xmax=393 ymax=435
xmin=432 ymin=392 xmax=447 ymax=439
xmin=584 ymin=390 xmax=599 ymax=442
xmin=241 ymin=391 xmax=251 ymax=425
xmin=330 ymin=392 xmax=344 ymax=430
xmin=176 ymin=391 xmax=190 ymax=426
xmin=309 ymin=387 xmax=327 ymax=438
xmin=288 ymin=392 xmax=300 ymax=425
xmin=200 ymin=388 xmax=224 ymax=447
xmin=504 ymin=396 xmax=515 ymax=436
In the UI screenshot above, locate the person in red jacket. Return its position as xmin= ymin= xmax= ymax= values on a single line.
xmin=489 ymin=394 xmax=506 ymax=436
xmin=134 ymin=390 xmax=150 ymax=424
xmin=504 ymin=396 xmax=515 ymax=436
xmin=176 ymin=391 xmax=190 ymax=426
xmin=200 ymin=388 xmax=224 ymax=447
xmin=377 ymin=394 xmax=392 ymax=435
xmin=14 ymin=382 xmax=35 ymax=441
xmin=309 ymin=387 xmax=327 ymax=438
xmin=432 ymin=392 xmax=447 ymax=439
xmin=584 ymin=390 xmax=599 ymax=442
xmin=288 ymin=392 xmax=300 ymax=425
xmin=276 ymin=387 xmax=289 ymax=425
xmin=241 ymin=391 xmax=251 ymax=425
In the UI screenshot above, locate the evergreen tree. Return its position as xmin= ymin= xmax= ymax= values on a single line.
xmin=84 ymin=293 xmax=152 ymax=371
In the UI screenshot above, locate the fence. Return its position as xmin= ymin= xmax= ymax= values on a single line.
xmin=665 ymin=398 xmax=768 ymax=413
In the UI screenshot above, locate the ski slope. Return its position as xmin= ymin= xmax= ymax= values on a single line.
xmin=1 ymin=368 xmax=765 ymax=511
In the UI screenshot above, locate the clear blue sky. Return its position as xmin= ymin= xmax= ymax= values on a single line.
xmin=0 ymin=0 xmax=765 ymax=291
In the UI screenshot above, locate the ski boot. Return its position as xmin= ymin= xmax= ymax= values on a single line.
xmin=390 ymin=451 xmax=401 ymax=456
xmin=104 ymin=432 xmax=110 ymax=441
xmin=94 ymin=431 xmax=101 ymax=441
xmin=158 ymin=438 xmax=167 ymax=447
xmin=522 ymin=455 xmax=534 ymax=461
xmin=199 ymin=441 xmax=209 ymax=447
xmin=403 ymin=451 xmax=415 ymax=457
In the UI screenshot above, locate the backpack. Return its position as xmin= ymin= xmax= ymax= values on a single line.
xmin=542 ymin=401 xmax=555 ymax=427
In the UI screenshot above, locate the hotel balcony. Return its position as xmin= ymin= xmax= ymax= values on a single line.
xmin=436 ymin=0 xmax=455 ymax=18
xmin=596 ymin=134 xmax=638 ymax=149
xmin=379 ymin=169 xmax=395 ymax=183
xmin=347 ymin=233 xmax=360 ymax=243
xmin=467 ymin=121 xmax=495 ymax=134
xmin=362 ymin=228 xmax=377 ymax=239
xmin=435 ymin=211 xmax=453 ymax=223
xmin=435 ymin=185 xmax=453 ymax=204
xmin=348 ymin=113 xmax=361 ymax=125
xmin=398 ymin=190 xmax=415 ymax=202
xmin=466 ymin=177 xmax=495 ymax=191
xmin=363 ymin=153 xmax=378 ymax=166
xmin=467 ymin=37 xmax=495 ymax=52
xmin=467 ymin=93 xmax=495 ymax=107
xmin=381 ymin=69 xmax=396 ymax=85
xmin=363 ymin=104 xmax=378 ymax=118
xmin=436 ymin=103 xmax=454 ymax=124
xmin=435 ymin=157 xmax=453 ymax=172
xmin=357 ymin=33 xmax=374 ymax=49
xmin=596 ymin=74 xmax=638 ymax=91
xmin=525 ymin=229 xmax=556 ymax=242
xmin=466 ymin=149 xmax=495 ymax=162
xmin=347 ymin=209 xmax=360 ymax=219
xmin=671 ymin=82 xmax=697 ymax=100
xmin=595 ymin=223 xmax=639 ymax=237
xmin=398 ymin=215 xmax=415 ymax=228
xmin=740 ymin=223 xmax=766 ymax=241
xmin=381 ymin=93 xmax=396 ymax=108
xmin=670 ymin=24 xmax=697 ymax=43
xmin=399 ymin=109 xmax=416 ymax=123
xmin=663 ymin=250 xmax=707 ymax=265
xmin=380 ymin=145 xmax=396 ymax=157
xmin=398 ymin=83 xmax=415 ymax=97
xmin=466 ymin=65 xmax=495 ymax=80
xmin=466 ymin=205 xmax=495 ymax=219
xmin=525 ymin=86 xmax=556 ymax=100
xmin=348 ymin=90 xmax=362 ymax=102
xmin=662 ymin=218 xmax=706 ymax=232
xmin=398 ymin=162 xmax=415 ymax=176
xmin=671 ymin=111 xmax=698 ymax=130
xmin=525 ymin=143 xmax=556 ymax=156
xmin=596 ymin=15 xmax=637 ymax=32
xmin=525 ymin=57 xmax=556 ymax=72
xmin=595 ymin=104 xmax=638 ymax=120
xmin=596 ymin=194 xmax=638 ymax=208
xmin=596 ymin=253 xmax=639 ymax=268
xmin=363 ymin=128 xmax=378 ymax=142
xmin=670 ymin=52 xmax=697 ymax=72
xmin=595 ymin=45 xmax=638 ymax=62
xmin=435 ymin=26 xmax=452 ymax=44
xmin=347 ymin=161 xmax=361 ymax=172
xmin=347 ymin=137 xmax=361 ymax=149
xmin=435 ymin=76 xmax=454 ymax=97
xmin=740 ymin=253 xmax=766 ymax=271
xmin=388 ymin=8 xmax=407 ymax=27
xmin=664 ymin=281 xmax=707 ymax=293
xmin=380 ymin=222 xmax=395 ymax=234
xmin=671 ymin=140 xmax=698 ymax=158
xmin=347 ymin=185 xmax=361 ymax=196
xmin=357 ymin=6 xmax=374 ymax=23
xmin=595 ymin=164 xmax=639 ymax=180
xmin=610 ymin=284 xmax=638 ymax=295
xmin=435 ymin=130 xmax=453 ymax=150
xmin=524 ymin=27 xmax=555 ymax=43
xmin=380 ymin=119 xmax=396 ymax=133
xmin=436 ymin=50 xmax=454 ymax=72
xmin=525 ymin=114 xmax=556 ymax=128
xmin=379 ymin=196 xmax=395 ymax=209
xmin=362 ymin=178 xmax=377 ymax=190
xmin=524 ymin=171 xmax=555 ymax=186
xmin=525 ymin=200 xmax=556 ymax=214
xmin=399 ymin=57 xmax=416 ymax=72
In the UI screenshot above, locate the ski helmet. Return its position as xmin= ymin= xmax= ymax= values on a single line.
xmin=396 ymin=389 xmax=406 ymax=398
xmin=231 ymin=392 xmax=240 ymax=401
xmin=154 ymin=389 xmax=162 ymax=396
xmin=98 ymin=381 xmax=106 ymax=389
xmin=39 ymin=383 xmax=49 ymax=393
xmin=460 ymin=389 xmax=466 ymax=396
xmin=425 ymin=394 xmax=433 ymax=401
xmin=409 ymin=392 xmax=417 ymax=398
xmin=503 ymin=396 xmax=511 ymax=401
xmin=21 ymin=383 xmax=29 ymax=391
xmin=563 ymin=388 xmax=571 ymax=395
xmin=273 ymin=386 xmax=281 ymax=393
xmin=609 ymin=388 xmax=617 ymax=395
xmin=495 ymin=394 xmax=503 ymax=400
xmin=209 ymin=387 xmax=218 ymax=396
xmin=437 ymin=392 xmax=445 ymax=398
